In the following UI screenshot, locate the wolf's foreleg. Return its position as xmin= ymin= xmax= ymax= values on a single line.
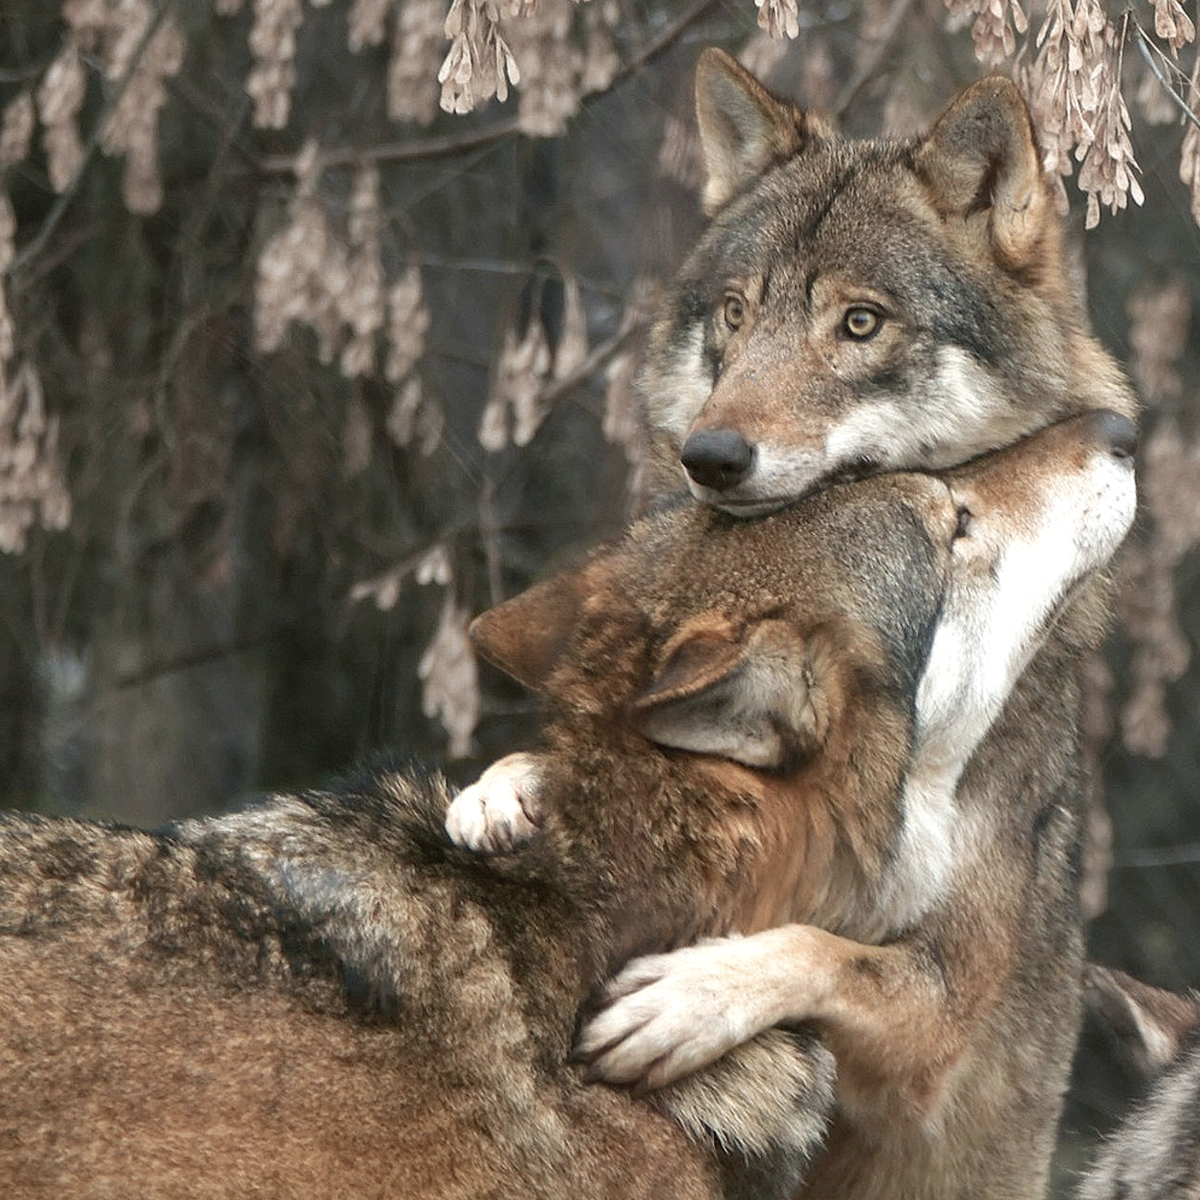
xmin=576 ymin=925 xmax=956 ymax=1116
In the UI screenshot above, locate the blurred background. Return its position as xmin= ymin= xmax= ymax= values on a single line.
xmin=1 ymin=0 xmax=1198 ymax=1189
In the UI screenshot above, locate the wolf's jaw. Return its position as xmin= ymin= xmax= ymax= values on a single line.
xmin=705 ymin=496 xmax=793 ymax=518
xmin=691 ymin=460 xmax=884 ymax=518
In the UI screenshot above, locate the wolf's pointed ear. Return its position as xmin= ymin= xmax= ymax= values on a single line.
xmin=914 ymin=77 xmax=1050 ymax=269
xmin=1086 ymin=965 xmax=1200 ymax=1077
xmin=632 ymin=614 xmax=829 ymax=769
xmin=695 ymin=48 xmax=827 ymax=216
xmin=470 ymin=557 xmax=605 ymax=692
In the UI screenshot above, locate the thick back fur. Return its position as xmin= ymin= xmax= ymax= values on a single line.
xmin=0 ymin=760 xmax=832 ymax=1200
xmin=633 ymin=50 xmax=1139 ymax=1200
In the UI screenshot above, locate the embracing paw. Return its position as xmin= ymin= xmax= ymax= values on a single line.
xmin=575 ymin=937 xmax=777 ymax=1090
xmin=445 ymin=752 xmax=546 ymax=853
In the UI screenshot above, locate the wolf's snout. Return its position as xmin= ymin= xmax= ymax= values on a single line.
xmin=681 ymin=429 xmax=755 ymax=491
xmin=1084 ymin=409 xmax=1138 ymax=461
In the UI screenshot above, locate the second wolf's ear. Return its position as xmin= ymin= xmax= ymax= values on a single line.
xmin=1086 ymin=965 xmax=1200 ymax=1078
xmin=695 ymin=48 xmax=828 ymax=216
xmin=470 ymin=556 xmax=608 ymax=692
xmin=632 ymin=615 xmax=829 ymax=769
xmin=914 ymin=76 xmax=1050 ymax=269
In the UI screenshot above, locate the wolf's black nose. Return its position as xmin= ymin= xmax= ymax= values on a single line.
xmin=681 ymin=429 xmax=755 ymax=491
xmin=1085 ymin=410 xmax=1138 ymax=461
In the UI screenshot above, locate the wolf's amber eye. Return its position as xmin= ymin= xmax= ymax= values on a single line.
xmin=722 ymin=293 xmax=746 ymax=331
xmin=843 ymin=306 xmax=881 ymax=340
xmin=953 ymin=506 xmax=973 ymax=541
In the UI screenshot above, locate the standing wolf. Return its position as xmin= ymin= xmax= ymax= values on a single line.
xmin=449 ymin=49 xmax=1139 ymax=1200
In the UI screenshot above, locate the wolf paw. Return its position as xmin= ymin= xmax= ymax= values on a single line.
xmin=576 ymin=935 xmax=784 ymax=1089
xmin=445 ymin=752 xmax=546 ymax=853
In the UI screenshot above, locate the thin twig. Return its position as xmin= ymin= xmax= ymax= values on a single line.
xmin=1113 ymin=841 xmax=1200 ymax=869
xmin=0 ymin=64 xmax=47 ymax=84
xmin=604 ymin=0 xmax=724 ymax=91
xmin=257 ymin=0 xmax=723 ymax=177
xmin=9 ymin=2 xmax=174 ymax=278
xmin=535 ymin=309 xmax=644 ymax=410
xmin=1131 ymin=16 xmax=1200 ymax=134
xmin=259 ymin=117 xmax=522 ymax=175
xmin=834 ymin=0 xmax=920 ymax=118
xmin=112 ymin=626 xmax=285 ymax=690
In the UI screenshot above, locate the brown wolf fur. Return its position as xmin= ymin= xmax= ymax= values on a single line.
xmin=450 ymin=52 xmax=1140 ymax=1200
xmin=1076 ymin=966 xmax=1200 ymax=1200
xmin=0 ymin=417 xmax=1132 ymax=1199
xmin=0 ymin=772 xmax=832 ymax=1200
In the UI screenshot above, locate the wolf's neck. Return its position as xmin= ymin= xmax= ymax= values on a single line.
xmin=538 ymin=745 xmax=771 ymax=971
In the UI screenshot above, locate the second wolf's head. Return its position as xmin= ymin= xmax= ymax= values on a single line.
xmin=473 ymin=411 xmax=1135 ymax=945
xmin=644 ymin=49 xmax=1136 ymax=514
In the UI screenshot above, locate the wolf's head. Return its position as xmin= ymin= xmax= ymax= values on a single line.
xmin=644 ymin=49 xmax=1136 ymax=515
xmin=471 ymin=412 xmax=1136 ymax=937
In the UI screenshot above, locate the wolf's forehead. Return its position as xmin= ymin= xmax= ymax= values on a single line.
xmin=724 ymin=142 xmax=915 ymax=250
xmin=770 ymin=142 xmax=916 ymax=234
xmin=624 ymin=492 xmax=945 ymax=694
xmin=634 ymin=488 xmax=944 ymax=609
xmin=697 ymin=145 xmax=955 ymax=295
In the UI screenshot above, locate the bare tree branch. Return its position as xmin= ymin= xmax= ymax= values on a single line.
xmin=257 ymin=0 xmax=723 ymax=177
xmin=536 ymin=309 xmax=644 ymax=411
xmin=1132 ymin=16 xmax=1200 ymax=135
xmin=834 ymin=0 xmax=920 ymax=118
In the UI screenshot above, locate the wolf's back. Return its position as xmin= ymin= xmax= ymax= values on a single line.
xmin=0 ymin=764 xmax=810 ymax=1199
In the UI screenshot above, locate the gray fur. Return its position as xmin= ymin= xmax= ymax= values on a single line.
xmin=1078 ymin=967 xmax=1200 ymax=1200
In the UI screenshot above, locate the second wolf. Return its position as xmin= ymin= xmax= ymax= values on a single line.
xmin=450 ymin=49 xmax=1139 ymax=1200
xmin=0 ymin=417 xmax=1132 ymax=1198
